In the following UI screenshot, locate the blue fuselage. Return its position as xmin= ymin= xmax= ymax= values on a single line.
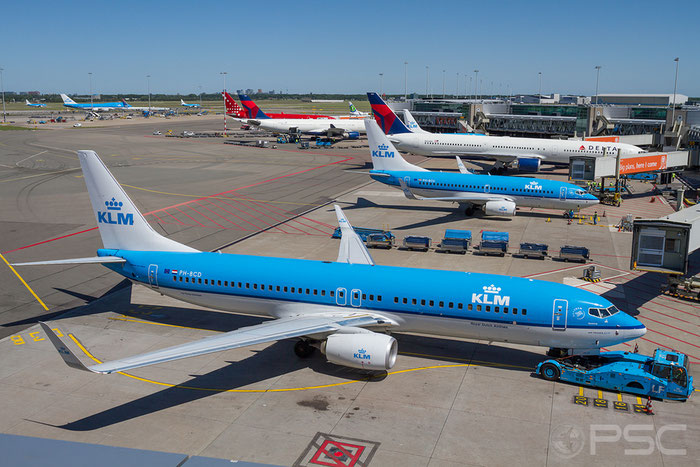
xmin=370 ymin=170 xmax=599 ymax=211
xmin=101 ymin=249 xmax=645 ymax=350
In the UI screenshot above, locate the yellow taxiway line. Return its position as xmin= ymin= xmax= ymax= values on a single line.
xmin=0 ymin=253 xmax=48 ymax=311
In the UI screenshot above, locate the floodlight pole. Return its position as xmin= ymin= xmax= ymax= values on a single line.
xmin=146 ymin=75 xmax=151 ymax=113
xmin=671 ymin=57 xmax=679 ymax=128
xmin=88 ymin=72 xmax=93 ymax=111
xmin=220 ymin=71 xmax=227 ymax=136
xmin=404 ymin=61 xmax=408 ymax=99
xmin=594 ymin=66 xmax=601 ymax=105
xmin=0 ymin=67 xmax=5 ymax=124
xmin=473 ymin=70 xmax=479 ymax=100
xmin=538 ymin=72 xmax=542 ymax=104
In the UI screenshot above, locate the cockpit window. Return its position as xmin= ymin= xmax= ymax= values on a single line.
xmin=589 ymin=306 xmax=620 ymax=318
xmin=599 ymin=308 xmax=611 ymax=318
xmin=576 ymin=190 xmax=585 ymax=196
xmin=588 ymin=308 xmax=601 ymax=317
xmin=607 ymin=305 xmax=620 ymax=316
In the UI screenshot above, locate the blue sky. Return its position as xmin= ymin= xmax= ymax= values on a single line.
xmin=2 ymin=0 xmax=698 ymax=96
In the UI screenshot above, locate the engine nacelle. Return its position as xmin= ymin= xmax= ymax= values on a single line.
xmin=517 ymin=157 xmax=541 ymax=172
xmin=344 ymin=131 xmax=360 ymax=140
xmin=323 ymin=332 xmax=397 ymax=370
xmin=484 ymin=200 xmax=516 ymax=216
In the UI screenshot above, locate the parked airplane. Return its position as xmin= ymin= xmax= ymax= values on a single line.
xmin=25 ymin=99 xmax=46 ymax=107
xmin=364 ymin=120 xmax=599 ymax=216
xmin=238 ymin=93 xmax=332 ymax=120
xmin=368 ymin=93 xmax=644 ymax=173
xmin=60 ymin=94 xmax=130 ymax=111
xmin=180 ymin=99 xmax=200 ymax=108
xmin=349 ymin=101 xmax=370 ymax=117
xmin=16 ymin=150 xmax=644 ymax=376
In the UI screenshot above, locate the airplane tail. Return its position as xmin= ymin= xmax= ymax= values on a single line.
xmin=365 ymin=120 xmax=426 ymax=172
xmin=402 ymin=109 xmax=431 ymax=134
xmin=60 ymin=94 xmax=77 ymax=105
xmin=121 ymin=99 xmax=131 ymax=108
xmin=77 ymin=150 xmax=197 ymax=252
xmin=238 ymin=94 xmax=270 ymax=119
xmin=25 ymin=99 xmax=30 ymax=105
xmin=348 ymin=101 xmax=361 ymax=116
xmin=223 ymin=92 xmax=248 ymax=118
xmin=367 ymin=92 xmax=412 ymax=135
xmin=181 ymin=99 xmax=186 ymax=105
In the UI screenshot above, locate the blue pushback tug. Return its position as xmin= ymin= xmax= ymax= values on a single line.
xmin=536 ymin=349 xmax=694 ymax=401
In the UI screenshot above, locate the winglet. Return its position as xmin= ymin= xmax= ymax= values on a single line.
xmin=334 ymin=205 xmax=374 ymax=266
xmin=398 ymin=179 xmax=422 ymax=200
xmin=456 ymin=157 xmax=471 ymax=174
xmin=39 ymin=322 xmax=97 ymax=373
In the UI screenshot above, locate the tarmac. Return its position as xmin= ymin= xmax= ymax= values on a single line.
xmin=0 ymin=115 xmax=698 ymax=466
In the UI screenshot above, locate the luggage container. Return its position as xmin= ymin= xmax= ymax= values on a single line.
xmin=518 ymin=242 xmax=548 ymax=259
xmin=558 ymin=245 xmax=590 ymax=262
xmin=365 ymin=232 xmax=395 ymax=249
xmin=403 ymin=235 xmax=431 ymax=251
xmin=478 ymin=231 xmax=509 ymax=256
xmin=438 ymin=229 xmax=471 ymax=254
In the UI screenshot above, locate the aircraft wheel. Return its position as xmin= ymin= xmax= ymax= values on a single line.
xmin=540 ymin=362 xmax=561 ymax=381
xmin=294 ymin=340 xmax=315 ymax=358
xmin=464 ymin=206 xmax=475 ymax=216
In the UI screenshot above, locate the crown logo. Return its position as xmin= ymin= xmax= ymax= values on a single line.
xmin=105 ymin=197 xmax=123 ymax=211
xmin=483 ymin=285 xmax=501 ymax=294
xmin=357 ymin=348 xmax=366 ymax=354
xmin=378 ymin=144 xmax=389 ymax=151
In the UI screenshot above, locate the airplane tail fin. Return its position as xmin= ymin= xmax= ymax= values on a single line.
xmin=238 ymin=94 xmax=270 ymax=119
xmin=77 ymin=150 xmax=197 ymax=252
xmin=25 ymin=99 xmax=30 ymax=105
xmin=181 ymin=99 xmax=186 ymax=105
xmin=367 ymin=92 xmax=412 ymax=135
xmin=60 ymin=94 xmax=77 ymax=105
xmin=121 ymin=99 xmax=131 ymax=108
xmin=402 ymin=109 xmax=431 ymax=134
xmin=223 ymin=92 xmax=248 ymax=118
xmin=348 ymin=101 xmax=360 ymax=116
xmin=365 ymin=119 xmax=426 ymax=172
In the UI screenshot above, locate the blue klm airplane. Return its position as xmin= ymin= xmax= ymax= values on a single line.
xmin=180 ymin=99 xmax=201 ymax=108
xmin=364 ymin=119 xmax=599 ymax=216
xmin=60 ymin=93 xmax=130 ymax=111
xmin=14 ymin=151 xmax=645 ymax=375
xmin=25 ymin=99 xmax=46 ymax=107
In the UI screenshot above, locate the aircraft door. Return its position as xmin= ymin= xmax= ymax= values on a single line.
xmin=148 ymin=264 xmax=159 ymax=288
xmin=484 ymin=184 xmax=490 ymax=193
xmin=336 ymin=287 xmax=347 ymax=306
xmin=403 ymin=176 xmax=411 ymax=187
xmin=552 ymin=299 xmax=568 ymax=330
xmin=351 ymin=289 xmax=362 ymax=307
xmin=559 ymin=187 xmax=567 ymax=201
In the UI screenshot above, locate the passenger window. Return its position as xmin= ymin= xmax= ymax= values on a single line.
xmin=377 ymin=295 xmax=382 ymax=301
xmin=439 ymin=301 xmax=444 ymax=308
xmin=314 ymin=289 xmax=318 ymax=295
xmin=204 ymin=279 xmax=208 ymax=285
xmin=321 ymin=290 xmax=325 ymax=296
xmin=179 ymin=276 xmax=183 ymax=282
xmin=268 ymin=285 xmax=273 ymax=291
xmin=299 ymin=288 xmax=303 ymax=294
xmin=330 ymin=290 xmax=334 ymax=297
xmin=362 ymin=294 xmax=366 ymax=300
xmin=394 ymin=297 xmax=399 ymax=303
xmin=253 ymin=284 xmax=257 ymax=289
xmin=421 ymin=299 xmax=426 ymax=306
xmin=185 ymin=277 xmax=189 ymax=283
xmin=512 ymin=307 xmax=517 ymax=314
xmin=486 ymin=306 xmax=491 ymax=312
xmin=339 ymin=290 xmax=344 ymax=298
xmin=495 ymin=307 xmax=500 ymax=313
xmin=306 ymin=288 xmax=310 ymax=294
xmin=429 ymin=300 xmax=434 ymax=306
xmin=198 ymin=278 xmax=202 ymax=284
xmin=246 ymin=283 xmax=250 ymax=289
xmin=477 ymin=305 xmax=482 ymax=311
xmin=291 ymin=287 xmax=295 ymax=293
xmin=468 ymin=304 xmax=473 ymax=311
xmin=173 ymin=276 xmax=176 ymax=281
xmin=224 ymin=281 xmax=228 ymax=286
xmin=218 ymin=280 xmax=222 ymax=286
xmin=448 ymin=302 xmax=454 ymax=308
xmin=402 ymin=298 xmax=407 ymax=304
xmin=522 ymin=309 xmax=527 ymax=316
xmin=284 ymin=286 xmax=288 ymax=292
xmin=370 ymin=294 xmax=374 ymax=300
xmin=238 ymin=282 xmax=242 ymax=288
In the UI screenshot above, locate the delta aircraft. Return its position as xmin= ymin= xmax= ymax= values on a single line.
xmin=364 ymin=120 xmax=599 ymax=216
xmin=15 ymin=150 xmax=645 ymax=375
xmin=25 ymin=99 xmax=46 ymax=107
xmin=368 ymin=93 xmax=644 ymax=173
xmin=237 ymin=93 xmax=332 ymax=120
xmin=233 ymin=93 xmax=366 ymax=137
xmin=180 ymin=99 xmax=200 ymax=108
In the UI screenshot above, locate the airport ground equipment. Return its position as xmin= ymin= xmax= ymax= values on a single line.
xmin=582 ymin=265 xmax=601 ymax=282
xmin=558 ymin=245 xmax=590 ymax=263
xmin=518 ymin=242 xmax=548 ymax=259
xmin=478 ymin=231 xmax=509 ymax=256
xmin=332 ymin=226 xmax=393 ymax=242
xmin=660 ymin=274 xmax=700 ymax=301
xmin=536 ymin=349 xmax=694 ymax=401
xmin=437 ymin=229 xmax=472 ymax=254
xmin=365 ymin=232 xmax=395 ymax=249
xmin=402 ymin=235 xmax=431 ymax=251
xmin=298 ymin=141 xmax=310 ymax=149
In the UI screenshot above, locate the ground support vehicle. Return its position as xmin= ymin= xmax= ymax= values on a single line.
xmin=403 ymin=236 xmax=431 ymax=251
xmin=660 ymin=274 xmax=700 ymax=301
xmin=478 ymin=231 xmax=508 ymax=256
xmin=518 ymin=242 xmax=548 ymax=259
xmin=365 ymin=232 xmax=396 ymax=249
xmin=437 ymin=229 xmax=471 ymax=254
xmin=536 ymin=349 xmax=693 ymax=401
xmin=558 ymin=245 xmax=590 ymax=262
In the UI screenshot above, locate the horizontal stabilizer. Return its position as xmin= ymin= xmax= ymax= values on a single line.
xmin=12 ymin=256 xmax=126 ymax=266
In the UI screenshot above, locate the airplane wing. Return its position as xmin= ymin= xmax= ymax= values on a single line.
xmin=398 ymin=179 xmax=513 ymax=205
xmin=40 ymin=312 xmax=387 ymax=374
xmin=334 ymin=205 xmax=374 ymax=265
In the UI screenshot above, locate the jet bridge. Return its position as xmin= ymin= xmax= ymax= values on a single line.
xmin=631 ymin=204 xmax=700 ymax=275
xmin=569 ymin=151 xmax=690 ymax=181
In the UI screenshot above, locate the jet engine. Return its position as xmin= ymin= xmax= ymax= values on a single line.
xmin=484 ymin=200 xmax=516 ymax=216
xmin=516 ymin=157 xmax=541 ymax=172
xmin=344 ymin=131 xmax=360 ymax=140
xmin=322 ymin=332 xmax=397 ymax=370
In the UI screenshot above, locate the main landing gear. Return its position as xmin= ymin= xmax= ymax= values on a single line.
xmin=294 ymin=339 xmax=316 ymax=358
xmin=547 ymin=348 xmax=569 ymax=358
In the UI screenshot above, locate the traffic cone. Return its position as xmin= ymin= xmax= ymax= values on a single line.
xmin=634 ymin=343 xmax=638 ymax=353
xmin=645 ymin=396 xmax=654 ymax=415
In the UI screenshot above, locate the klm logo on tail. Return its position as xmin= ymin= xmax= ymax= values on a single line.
xmin=472 ymin=284 xmax=510 ymax=306
xmin=98 ymin=197 xmax=134 ymax=225
xmin=372 ymin=144 xmax=395 ymax=158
